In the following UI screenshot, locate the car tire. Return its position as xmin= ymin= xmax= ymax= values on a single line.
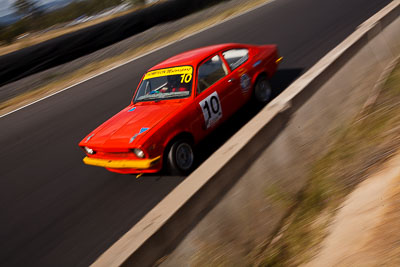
xmin=253 ymin=76 xmax=273 ymax=104
xmin=166 ymin=139 xmax=194 ymax=175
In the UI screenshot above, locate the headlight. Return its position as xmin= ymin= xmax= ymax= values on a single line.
xmin=84 ymin=146 xmax=95 ymax=155
xmin=132 ymin=148 xmax=145 ymax=158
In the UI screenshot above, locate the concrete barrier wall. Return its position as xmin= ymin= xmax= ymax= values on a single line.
xmin=92 ymin=1 xmax=400 ymax=266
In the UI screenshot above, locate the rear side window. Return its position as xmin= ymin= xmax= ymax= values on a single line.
xmin=222 ymin=49 xmax=249 ymax=70
xmin=197 ymin=55 xmax=228 ymax=93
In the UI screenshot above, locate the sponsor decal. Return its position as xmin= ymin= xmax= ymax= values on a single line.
xmin=139 ymin=127 xmax=149 ymax=134
xmin=253 ymin=60 xmax=262 ymax=67
xmin=128 ymin=107 xmax=136 ymax=112
xmin=144 ymin=66 xmax=193 ymax=80
xmin=129 ymin=134 xmax=138 ymax=144
xmin=238 ymin=68 xmax=247 ymax=75
xmin=85 ymin=134 xmax=94 ymax=143
xmin=129 ymin=127 xmax=150 ymax=143
xmin=240 ymin=73 xmax=251 ymax=93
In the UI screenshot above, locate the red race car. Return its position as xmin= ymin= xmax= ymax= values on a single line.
xmin=79 ymin=43 xmax=281 ymax=175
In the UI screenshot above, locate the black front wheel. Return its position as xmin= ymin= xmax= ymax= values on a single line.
xmin=253 ymin=76 xmax=273 ymax=104
xmin=166 ymin=139 xmax=194 ymax=175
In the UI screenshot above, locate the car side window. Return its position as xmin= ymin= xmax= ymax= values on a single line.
xmin=197 ymin=55 xmax=228 ymax=93
xmin=222 ymin=49 xmax=249 ymax=71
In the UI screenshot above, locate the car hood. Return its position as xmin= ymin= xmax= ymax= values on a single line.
xmin=81 ymin=102 xmax=182 ymax=149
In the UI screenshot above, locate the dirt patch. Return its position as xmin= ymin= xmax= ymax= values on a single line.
xmin=306 ymin=154 xmax=400 ymax=266
xmin=252 ymin=58 xmax=400 ymax=266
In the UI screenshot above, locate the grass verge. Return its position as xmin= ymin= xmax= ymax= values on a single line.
xmin=255 ymin=60 xmax=400 ymax=266
xmin=0 ymin=0 xmax=271 ymax=117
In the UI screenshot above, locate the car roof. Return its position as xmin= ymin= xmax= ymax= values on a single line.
xmin=148 ymin=43 xmax=250 ymax=71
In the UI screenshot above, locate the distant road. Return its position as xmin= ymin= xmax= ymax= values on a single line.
xmin=0 ymin=0 xmax=391 ymax=266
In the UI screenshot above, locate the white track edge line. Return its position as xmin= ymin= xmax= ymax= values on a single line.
xmin=0 ymin=0 xmax=275 ymax=119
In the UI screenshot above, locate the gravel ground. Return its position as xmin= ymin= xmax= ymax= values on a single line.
xmin=0 ymin=0 xmax=264 ymax=104
xmin=306 ymin=154 xmax=400 ymax=267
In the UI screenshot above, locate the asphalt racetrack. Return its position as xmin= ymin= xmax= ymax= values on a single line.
xmin=0 ymin=0 xmax=392 ymax=266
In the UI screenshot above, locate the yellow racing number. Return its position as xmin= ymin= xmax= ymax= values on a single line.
xmin=180 ymin=73 xmax=192 ymax=83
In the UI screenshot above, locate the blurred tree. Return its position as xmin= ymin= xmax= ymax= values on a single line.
xmin=0 ymin=19 xmax=29 ymax=43
xmin=0 ymin=0 xmax=148 ymax=44
xmin=13 ymin=0 xmax=39 ymax=17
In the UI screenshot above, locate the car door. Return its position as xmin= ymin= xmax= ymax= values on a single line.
xmin=193 ymin=53 xmax=235 ymax=137
xmin=221 ymin=48 xmax=252 ymax=107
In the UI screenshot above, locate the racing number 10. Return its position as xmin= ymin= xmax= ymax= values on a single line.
xmin=203 ymin=96 xmax=219 ymax=118
xmin=199 ymin=91 xmax=222 ymax=129
xmin=180 ymin=73 xmax=192 ymax=83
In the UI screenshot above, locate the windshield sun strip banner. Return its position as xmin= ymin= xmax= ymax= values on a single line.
xmin=144 ymin=66 xmax=193 ymax=80
xmin=137 ymin=91 xmax=190 ymax=101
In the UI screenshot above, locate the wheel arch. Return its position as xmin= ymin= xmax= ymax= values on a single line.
xmin=252 ymin=71 xmax=269 ymax=88
xmin=162 ymin=131 xmax=195 ymax=172
xmin=163 ymin=131 xmax=194 ymax=157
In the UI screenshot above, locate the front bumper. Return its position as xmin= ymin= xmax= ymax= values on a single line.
xmin=83 ymin=156 xmax=161 ymax=169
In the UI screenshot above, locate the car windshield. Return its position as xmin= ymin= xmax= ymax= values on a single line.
xmin=134 ymin=66 xmax=193 ymax=102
